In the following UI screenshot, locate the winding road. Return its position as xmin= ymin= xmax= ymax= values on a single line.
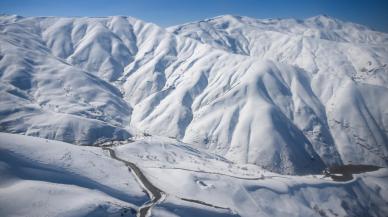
xmin=103 ymin=147 xmax=165 ymax=217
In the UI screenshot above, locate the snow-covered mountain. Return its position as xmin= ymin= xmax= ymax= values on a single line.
xmin=1 ymin=14 xmax=388 ymax=176
xmin=168 ymin=14 xmax=388 ymax=168
xmin=1 ymin=14 xmax=388 ymax=217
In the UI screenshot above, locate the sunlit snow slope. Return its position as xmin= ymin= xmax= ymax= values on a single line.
xmin=1 ymin=133 xmax=388 ymax=217
xmin=0 ymin=132 xmax=145 ymax=217
xmin=168 ymin=15 xmax=388 ymax=169
xmin=1 ymin=14 xmax=387 ymax=174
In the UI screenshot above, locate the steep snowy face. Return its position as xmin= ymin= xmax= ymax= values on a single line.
xmin=0 ymin=15 xmax=387 ymax=174
xmin=0 ymin=16 xmax=133 ymax=144
xmin=169 ymin=15 xmax=388 ymax=169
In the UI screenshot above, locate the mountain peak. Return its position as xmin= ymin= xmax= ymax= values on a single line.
xmin=211 ymin=14 xmax=243 ymax=20
xmin=308 ymin=14 xmax=334 ymax=20
xmin=205 ymin=14 xmax=246 ymax=26
xmin=305 ymin=14 xmax=341 ymax=24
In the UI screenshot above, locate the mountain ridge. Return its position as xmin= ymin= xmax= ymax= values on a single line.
xmin=0 ymin=14 xmax=387 ymax=174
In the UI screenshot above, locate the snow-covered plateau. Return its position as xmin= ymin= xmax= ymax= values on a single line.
xmin=0 ymin=14 xmax=387 ymax=216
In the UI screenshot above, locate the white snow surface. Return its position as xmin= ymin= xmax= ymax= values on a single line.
xmin=112 ymin=136 xmax=388 ymax=217
xmin=0 ymin=14 xmax=388 ymax=175
xmin=2 ymin=133 xmax=387 ymax=217
xmin=0 ymin=132 xmax=147 ymax=216
xmin=168 ymin=14 xmax=388 ymax=169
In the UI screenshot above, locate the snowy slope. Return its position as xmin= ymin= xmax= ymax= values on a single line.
xmin=0 ymin=132 xmax=145 ymax=217
xmin=106 ymin=135 xmax=388 ymax=217
xmin=168 ymin=15 xmax=388 ymax=168
xmin=0 ymin=16 xmax=133 ymax=144
xmin=1 ymin=15 xmax=388 ymax=174
xmin=1 ymin=133 xmax=387 ymax=217
xmin=149 ymin=167 xmax=388 ymax=217
xmin=168 ymin=15 xmax=388 ymax=54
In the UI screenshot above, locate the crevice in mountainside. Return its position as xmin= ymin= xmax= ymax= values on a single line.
xmin=353 ymin=86 xmax=388 ymax=162
xmin=180 ymin=70 xmax=210 ymax=138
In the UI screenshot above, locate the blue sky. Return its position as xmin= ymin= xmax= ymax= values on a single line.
xmin=1 ymin=0 xmax=388 ymax=32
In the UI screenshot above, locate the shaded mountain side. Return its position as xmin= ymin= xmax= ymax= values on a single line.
xmin=1 ymin=14 xmax=387 ymax=174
